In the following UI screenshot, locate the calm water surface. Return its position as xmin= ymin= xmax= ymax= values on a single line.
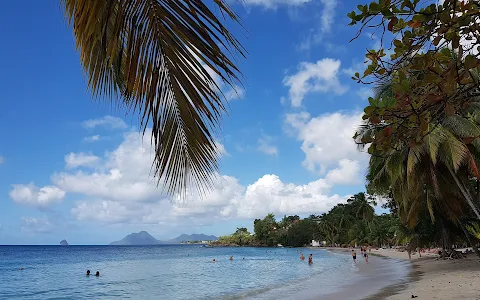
xmin=0 ymin=245 xmax=409 ymax=299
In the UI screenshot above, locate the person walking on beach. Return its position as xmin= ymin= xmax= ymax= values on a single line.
xmin=364 ymin=250 xmax=368 ymax=263
xmin=352 ymin=250 xmax=357 ymax=263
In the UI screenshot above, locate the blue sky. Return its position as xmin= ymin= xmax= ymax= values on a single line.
xmin=0 ymin=0 xmax=380 ymax=245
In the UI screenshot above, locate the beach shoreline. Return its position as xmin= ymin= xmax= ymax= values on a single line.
xmin=307 ymin=247 xmax=411 ymax=300
xmin=323 ymin=247 xmax=480 ymax=299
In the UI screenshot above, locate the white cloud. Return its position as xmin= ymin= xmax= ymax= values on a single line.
xmin=242 ymin=0 xmax=311 ymax=9
xmin=283 ymin=59 xmax=348 ymax=107
xmin=11 ymin=113 xmax=368 ymax=228
xmin=236 ymin=174 xmax=346 ymax=218
xmin=10 ymin=184 xmax=65 ymax=207
xmin=65 ymin=152 xmax=100 ymax=169
xmin=285 ymin=111 xmax=367 ymax=174
xmin=84 ymin=135 xmax=100 ymax=142
xmin=257 ymin=138 xmax=278 ymax=156
xmin=325 ymin=159 xmax=362 ymax=185
xmin=4 ymin=127 xmax=353 ymax=226
xmin=83 ymin=115 xmax=127 ymax=130
xmin=21 ymin=217 xmax=54 ymax=234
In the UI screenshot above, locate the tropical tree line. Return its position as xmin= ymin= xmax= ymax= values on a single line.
xmin=215 ymin=193 xmax=406 ymax=248
xmin=215 ymin=191 xmax=480 ymax=255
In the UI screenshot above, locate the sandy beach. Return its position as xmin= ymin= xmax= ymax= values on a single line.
xmin=370 ymin=248 xmax=480 ymax=300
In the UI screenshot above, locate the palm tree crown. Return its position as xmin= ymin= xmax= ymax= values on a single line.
xmin=62 ymin=0 xmax=245 ymax=196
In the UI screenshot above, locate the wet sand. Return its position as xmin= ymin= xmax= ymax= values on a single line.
xmin=323 ymin=248 xmax=411 ymax=300
xmin=370 ymin=248 xmax=480 ymax=300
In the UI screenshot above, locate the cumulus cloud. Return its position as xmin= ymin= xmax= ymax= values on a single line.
xmin=11 ymin=122 xmax=360 ymax=227
xmin=7 ymin=128 xmax=350 ymax=225
xmin=84 ymin=135 xmax=100 ymax=142
xmin=9 ymin=184 xmax=65 ymax=207
xmin=285 ymin=111 xmax=367 ymax=175
xmin=325 ymin=159 xmax=362 ymax=185
xmin=83 ymin=115 xmax=127 ymax=130
xmin=283 ymin=59 xmax=347 ymax=107
xmin=65 ymin=152 xmax=100 ymax=169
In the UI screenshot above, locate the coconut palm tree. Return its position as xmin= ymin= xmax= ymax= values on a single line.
xmin=348 ymin=192 xmax=376 ymax=223
xmin=62 ymin=0 xmax=245 ymax=195
xmin=357 ymin=76 xmax=480 ymax=226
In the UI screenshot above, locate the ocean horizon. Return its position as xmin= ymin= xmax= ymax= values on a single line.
xmin=0 ymin=245 xmax=410 ymax=299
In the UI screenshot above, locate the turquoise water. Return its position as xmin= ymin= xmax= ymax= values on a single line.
xmin=0 ymin=245 xmax=410 ymax=299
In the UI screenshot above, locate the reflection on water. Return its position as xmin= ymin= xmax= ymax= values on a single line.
xmin=0 ymin=246 xmax=409 ymax=300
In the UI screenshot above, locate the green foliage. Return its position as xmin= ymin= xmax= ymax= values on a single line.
xmin=284 ymin=219 xmax=319 ymax=247
xmin=349 ymin=0 xmax=480 ymax=164
xmin=218 ymin=228 xmax=254 ymax=246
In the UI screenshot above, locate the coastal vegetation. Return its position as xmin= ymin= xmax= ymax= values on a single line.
xmin=348 ymin=0 xmax=480 ymax=258
xmin=217 ymin=193 xmax=396 ymax=248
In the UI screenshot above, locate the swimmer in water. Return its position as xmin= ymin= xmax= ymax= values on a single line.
xmin=86 ymin=270 xmax=91 ymax=276
xmin=352 ymin=249 xmax=357 ymax=263
xmin=95 ymin=271 xmax=100 ymax=277
xmin=308 ymin=254 xmax=313 ymax=264
xmin=230 ymin=256 xmax=233 ymax=261
xmin=212 ymin=259 xmax=216 ymax=263
xmin=300 ymin=252 xmax=305 ymax=260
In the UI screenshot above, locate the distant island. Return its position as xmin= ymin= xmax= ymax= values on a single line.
xmin=109 ymin=231 xmax=218 ymax=245
xmin=60 ymin=240 xmax=69 ymax=246
xmin=165 ymin=233 xmax=218 ymax=244
xmin=109 ymin=231 xmax=162 ymax=245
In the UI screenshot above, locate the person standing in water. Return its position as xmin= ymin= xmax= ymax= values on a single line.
xmin=308 ymin=254 xmax=313 ymax=264
xmin=351 ymin=249 xmax=357 ymax=263
xmin=300 ymin=252 xmax=305 ymax=260
xmin=86 ymin=270 xmax=91 ymax=276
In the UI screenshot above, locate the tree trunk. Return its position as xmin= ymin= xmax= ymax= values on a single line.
xmin=448 ymin=167 xmax=480 ymax=220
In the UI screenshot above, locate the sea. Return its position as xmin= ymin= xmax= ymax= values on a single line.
xmin=0 ymin=245 xmax=411 ymax=300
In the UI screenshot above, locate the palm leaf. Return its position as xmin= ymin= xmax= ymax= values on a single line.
xmin=407 ymin=144 xmax=424 ymax=175
xmin=438 ymin=129 xmax=469 ymax=171
xmin=62 ymin=0 xmax=245 ymax=196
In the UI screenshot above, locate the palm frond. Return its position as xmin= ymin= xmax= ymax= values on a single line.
xmin=62 ymin=0 xmax=245 ymax=196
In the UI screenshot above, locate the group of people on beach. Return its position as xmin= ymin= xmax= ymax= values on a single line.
xmin=351 ymin=246 xmax=370 ymax=263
